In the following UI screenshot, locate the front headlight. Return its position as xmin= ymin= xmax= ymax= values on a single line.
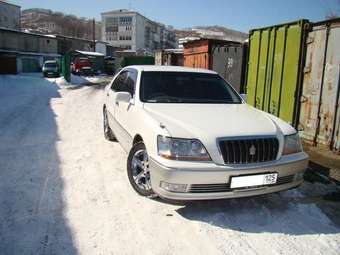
xmin=157 ymin=136 xmax=211 ymax=161
xmin=282 ymin=133 xmax=302 ymax=155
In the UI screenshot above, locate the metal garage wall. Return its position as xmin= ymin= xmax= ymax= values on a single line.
xmin=212 ymin=45 xmax=246 ymax=93
xmin=21 ymin=57 xmax=41 ymax=73
xmin=246 ymin=20 xmax=309 ymax=126
xmin=299 ymin=19 xmax=340 ymax=151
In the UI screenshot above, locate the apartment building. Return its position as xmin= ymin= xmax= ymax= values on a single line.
xmin=0 ymin=0 xmax=20 ymax=30
xmin=101 ymin=9 xmax=176 ymax=54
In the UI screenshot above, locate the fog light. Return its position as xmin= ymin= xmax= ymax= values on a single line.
xmin=160 ymin=182 xmax=187 ymax=193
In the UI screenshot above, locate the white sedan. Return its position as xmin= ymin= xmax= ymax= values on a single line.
xmin=103 ymin=65 xmax=308 ymax=200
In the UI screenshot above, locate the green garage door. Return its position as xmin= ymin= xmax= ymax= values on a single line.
xmin=21 ymin=57 xmax=41 ymax=73
xmin=246 ymin=20 xmax=309 ymax=126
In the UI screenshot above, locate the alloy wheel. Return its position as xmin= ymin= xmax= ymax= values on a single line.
xmin=131 ymin=149 xmax=152 ymax=191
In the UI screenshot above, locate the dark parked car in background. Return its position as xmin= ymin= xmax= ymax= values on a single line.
xmin=42 ymin=60 xmax=60 ymax=78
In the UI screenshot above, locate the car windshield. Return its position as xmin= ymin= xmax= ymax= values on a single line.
xmin=140 ymin=71 xmax=242 ymax=104
xmin=45 ymin=62 xmax=57 ymax=68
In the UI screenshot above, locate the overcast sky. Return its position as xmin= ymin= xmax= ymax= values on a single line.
xmin=14 ymin=0 xmax=339 ymax=32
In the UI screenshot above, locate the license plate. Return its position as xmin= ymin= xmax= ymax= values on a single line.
xmin=230 ymin=173 xmax=278 ymax=189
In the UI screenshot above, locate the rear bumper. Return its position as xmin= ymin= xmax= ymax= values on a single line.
xmin=149 ymin=153 xmax=308 ymax=200
xmin=43 ymin=71 xmax=59 ymax=77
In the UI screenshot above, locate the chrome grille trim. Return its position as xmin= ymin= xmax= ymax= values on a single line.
xmin=218 ymin=137 xmax=279 ymax=164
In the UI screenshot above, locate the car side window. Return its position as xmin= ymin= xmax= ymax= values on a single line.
xmin=111 ymin=71 xmax=127 ymax=91
xmin=123 ymin=70 xmax=138 ymax=96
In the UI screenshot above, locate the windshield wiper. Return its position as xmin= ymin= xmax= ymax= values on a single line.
xmin=147 ymin=96 xmax=183 ymax=103
xmin=179 ymin=98 xmax=236 ymax=103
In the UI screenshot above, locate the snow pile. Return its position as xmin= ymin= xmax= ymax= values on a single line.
xmin=55 ymin=74 xmax=91 ymax=86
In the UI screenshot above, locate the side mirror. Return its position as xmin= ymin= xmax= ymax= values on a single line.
xmin=116 ymin=91 xmax=132 ymax=103
xmin=240 ymin=94 xmax=247 ymax=102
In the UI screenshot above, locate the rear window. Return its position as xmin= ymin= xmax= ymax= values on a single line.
xmin=140 ymin=71 xmax=242 ymax=104
xmin=44 ymin=62 xmax=57 ymax=68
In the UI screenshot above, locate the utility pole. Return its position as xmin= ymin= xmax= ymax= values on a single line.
xmin=92 ymin=18 xmax=96 ymax=52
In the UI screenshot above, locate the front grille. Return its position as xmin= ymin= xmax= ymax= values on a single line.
xmin=189 ymin=175 xmax=295 ymax=193
xmin=219 ymin=137 xmax=279 ymax=164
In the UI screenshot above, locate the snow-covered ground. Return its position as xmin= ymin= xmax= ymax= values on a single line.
xmin=54 ymin=74 xmax=109 ymax=87
xmin=0 ymin=74 xmax=339 ymax=255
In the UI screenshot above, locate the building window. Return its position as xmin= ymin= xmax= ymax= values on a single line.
xmin=119 ymin=16 xmax=132 ymax=25
xmin=119 ymin=45 xmax=131 ymax=50
xmin=106 ymin=17 xmax=118 ymax=25
xmin=126 ymin=26 xmax=132 ymax=31
xmin=119 ymin=36 xmax=132 ymax=41
xmin=106 ymin=25 xmax=118 ymax=32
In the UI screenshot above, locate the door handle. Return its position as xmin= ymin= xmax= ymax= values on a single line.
xmin=106 ymin=93 xmax=109 ymax=97
xmin=116 ymin=101 xmax=119 ymax=106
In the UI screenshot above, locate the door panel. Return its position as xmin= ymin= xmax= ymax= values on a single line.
xmin=105 ymin=71 xmax=128 ymax=141
xmin=245 ymin=20 xmax=308 ymax=127
xmin=246 ymin=31 xmax=261 ymax=106
xmin=114 ymin=69 xmax=138 ymax=151
xmin=279 ymin=25 xmax=302 ymax=124
xmin=255 ymin=29 xmax=269 ymax=110
xmin=269 ymin=27 xmax=286 ymax=116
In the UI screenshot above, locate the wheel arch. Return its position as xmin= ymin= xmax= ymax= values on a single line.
xmin=133 ymin=134 xmax=144 ymax=145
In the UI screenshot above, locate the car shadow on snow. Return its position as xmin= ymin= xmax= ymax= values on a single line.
xmin=0 ymin=75 xmax=78 ymax=254
xmin=175 ymin=184 xmax=340 ymax=235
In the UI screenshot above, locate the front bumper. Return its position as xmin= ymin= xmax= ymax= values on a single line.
xmin=149 ymin=153 xmax=308 ymax=200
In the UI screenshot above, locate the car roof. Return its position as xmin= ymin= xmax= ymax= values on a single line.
xmin=44 ymin=60 xmax=57 ymax=63
xmin=124 ymin=65 xmax=217 ymax=74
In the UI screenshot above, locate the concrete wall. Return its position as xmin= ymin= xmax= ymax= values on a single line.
xmin=0 ymin=1 xmax=20 ymax=29
xmin=0 ymin=29 xmax=58 ymax=54
xmin=135 ymin=14 xmax=145 ymax=51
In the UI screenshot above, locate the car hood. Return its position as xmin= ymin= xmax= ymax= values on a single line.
xmin=143 ymin=103 xmax=293 ymax=139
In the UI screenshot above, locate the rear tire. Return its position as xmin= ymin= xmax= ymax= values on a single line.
xmin=127 ymin=142 xmax=155 ymax=197
xmin=103 ymin=107 xmax=116 ymax=141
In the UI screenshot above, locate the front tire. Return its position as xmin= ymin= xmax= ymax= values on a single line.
xmin=103 ymin=107 xmax=116 ymax=141
xmin=127 ymin=142 xmax=155 ymax=197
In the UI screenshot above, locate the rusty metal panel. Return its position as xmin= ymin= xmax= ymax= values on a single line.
xmin=318 ymin=24 xmax=340 ymax=147
xmin=333 ymin=84 xmax=340 ymax=151
xmin=183 ymin=39 xmax=209 ymax=69
xmin=212 ymin=45 xmax=245 ymax=92
xmin=299 ymin=20 xmax=340 ymax=150
xmin=299 ymin=25 xmax=327 ymax=143
xmin=184 ymin=53 xmax=209 ymax=69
